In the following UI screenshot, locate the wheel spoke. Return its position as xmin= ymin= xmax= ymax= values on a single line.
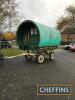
xmin=36 ymin=54 xmax=45 ymax=64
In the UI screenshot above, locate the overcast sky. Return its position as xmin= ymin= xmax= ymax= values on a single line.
xmin=16 ymin=0 xmax=75 ymax=27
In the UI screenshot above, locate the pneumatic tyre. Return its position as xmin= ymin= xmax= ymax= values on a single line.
xmin=36 ymin=54 xmax=45 ymax=64
xmin=25 ymin=55 xmax=32 ymax=60
xmin=49 ymin=52 xmax=55 ymax=60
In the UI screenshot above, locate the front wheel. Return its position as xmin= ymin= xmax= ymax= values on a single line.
xmin=25 ymin=55 xmax=32 ymax=60
xmin=36 ymin=54 xmax=45 ymax=64
xmin=49 ymin=52 xmax=55 ymax=60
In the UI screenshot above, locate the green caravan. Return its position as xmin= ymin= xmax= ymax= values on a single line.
xmin=16 ymin=20 xmax=61 ymax=63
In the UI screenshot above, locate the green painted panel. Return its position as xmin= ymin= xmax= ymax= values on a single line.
xmin=34 ymin=22 xmax=61 ymax=47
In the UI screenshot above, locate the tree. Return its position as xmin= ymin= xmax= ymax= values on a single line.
xmin=57 ymin=5 xmax=75 ymax=42
xmin=3 ymin=32 xmax=16 ymax=40
xmin=57 ymin=17 xmax=70 ymax=30
xmin=0 ymin=32 xmax=3 ymax=40
xmin=66 ymin=5 xmax=75 ymax=20
xmin=0 ymin=0 xmax=20 ymax=32
xmin=57 ymin=5 xmax=75 ymax=30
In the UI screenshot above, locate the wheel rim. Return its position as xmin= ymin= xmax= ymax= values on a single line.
xmin=51 ymin=53 xmax=55 ymax=60
xmin=38 ymin=55 xmax=44 ymax=63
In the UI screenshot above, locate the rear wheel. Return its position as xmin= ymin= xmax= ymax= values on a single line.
xmin=25 ymin=55 xmax=32 ymax=60
xmin=36 ymin=54 xmax=45 ymax=64
xmin=49 ymin=52 xmax=55 ymax=60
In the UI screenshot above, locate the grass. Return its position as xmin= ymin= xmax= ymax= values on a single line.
xmin=2 ymin=48 xmax=23 ymax=57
